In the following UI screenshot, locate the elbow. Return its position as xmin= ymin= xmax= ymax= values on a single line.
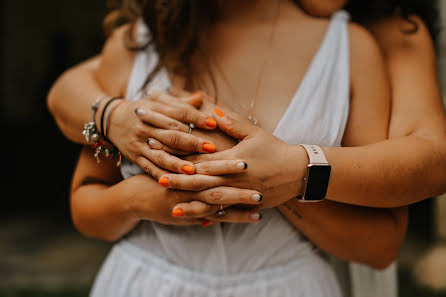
xmin=363 ymin=208 xmax=408 ymax=270
xmin=71 ymin=213 xmax=120 ymax=243
xmin=367 ymin=249 xmax=399 ymax=270
xmin=361 ymin=236 xmax=404 ymax=270
xmin=46 ymin=83 xmax=58 ymax=118
xmin=70 ymin=202 xmax=121 ymax=243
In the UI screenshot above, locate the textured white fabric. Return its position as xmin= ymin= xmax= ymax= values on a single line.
xmin=350 ymin=262 xmax=398 ymax=297
xmin=91 ymin=11 xmax=351 ymax=297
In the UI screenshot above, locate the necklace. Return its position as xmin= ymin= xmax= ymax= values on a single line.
xmin=210 ymin=1 xmax=281 ymax=126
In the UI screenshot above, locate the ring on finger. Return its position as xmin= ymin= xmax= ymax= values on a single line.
xmin=188 ymin=123 xmax=195 ymax=134
xmin=216 ymin=204 xmax=226 ymax=217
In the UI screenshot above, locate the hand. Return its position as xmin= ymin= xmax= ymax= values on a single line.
xmin=107 ymin=91 xmax=219 ymax=176
xmin=127 ymin=174 xmax=263 ymax=226
xmin=156 ymin=103 xmax=308 ymax=209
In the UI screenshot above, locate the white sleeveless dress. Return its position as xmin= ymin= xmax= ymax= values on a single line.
xmin=91 ymin=11 xmax=352 ymax=297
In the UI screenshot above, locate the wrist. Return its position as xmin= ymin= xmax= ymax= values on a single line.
xmin=284 ymin=143 xmax=309 ymax=199
xmin=107 ymin=98 xmax=130 ymax=146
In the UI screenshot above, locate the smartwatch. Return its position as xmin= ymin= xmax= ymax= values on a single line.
xmin=297 ymin=144 xmax=331 ymax=202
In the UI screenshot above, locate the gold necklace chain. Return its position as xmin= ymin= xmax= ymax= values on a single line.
xmin=210 ymin=1 xmax=281 ymax=126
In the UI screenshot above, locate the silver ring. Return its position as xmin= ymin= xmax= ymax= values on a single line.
xmin=216 ymin=204 xmax=225 ymax=217
xmin=188 ymin=123 xmax=195 ymax=134
xmin=216 ymin=209 xmax=226 ymax=217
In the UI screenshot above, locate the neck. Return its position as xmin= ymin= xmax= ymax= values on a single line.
xmin=218 ymin=0 xmax=285 ymax=23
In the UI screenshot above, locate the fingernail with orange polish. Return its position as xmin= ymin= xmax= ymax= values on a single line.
xmin=202 ymin=143 xmax=216 ymax=153
xmin=214 ymin=107 xmax=225 ymax=117
xmin=189 ymin=91 xmax=204 ymax=100
xmin=182 ymin=165 xmax=195 ymax=175
xmin=206 ymin=117 xmax=217 ymax=129
xmin=172 ymin=208 xmax=184 ymax=217
xmin=158 ymin=176 xmax=169 ymax=187
xmin=201 ymin=220 xmax=212 ymax=228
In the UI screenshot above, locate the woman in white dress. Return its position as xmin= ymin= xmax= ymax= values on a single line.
xmin=54 ymin=0 xmax=412 ymax=296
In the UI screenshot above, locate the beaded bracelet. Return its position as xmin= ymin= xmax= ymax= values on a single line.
xmin=82 ymin=95 xmax=109 ymax=144
xmin=83 ymin=95 xmax=122 ymax=166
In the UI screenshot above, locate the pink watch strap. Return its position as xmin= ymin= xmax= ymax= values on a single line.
xmin=300 ymin=144 xmax=329 ymax=165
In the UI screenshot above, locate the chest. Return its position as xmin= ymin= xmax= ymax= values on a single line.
xmin=191 ymin=19 xmax=330 ymax=134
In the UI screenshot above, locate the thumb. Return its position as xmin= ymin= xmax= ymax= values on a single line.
xmin=209 ymin=104 xmax=257 ymax=140
xmin=168 ymin=88 xmax=204 ymax=108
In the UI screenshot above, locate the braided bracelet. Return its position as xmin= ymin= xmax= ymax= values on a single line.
xmin=100 ymin=97 xmax=122 ymax=143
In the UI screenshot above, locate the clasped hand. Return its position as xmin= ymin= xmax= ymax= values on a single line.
xmin=128 ymin=91 xmax=306 ymax=224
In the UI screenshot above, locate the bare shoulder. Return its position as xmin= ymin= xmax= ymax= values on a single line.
xmin=367 ymin=15 xmax=435 ymax=58
xmin=97 ymin=24 xmax=137 ymax=96
xmin=347 ymin=22 xmax=388 ymax=97
xmin=342 ymin=22 xmax=390 ymax=146
xmin=348 ymin=22 xmax=385 ymax=74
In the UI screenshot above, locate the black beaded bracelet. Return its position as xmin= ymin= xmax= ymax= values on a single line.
xmin=100 ymin=97 xmax=121 ymax=143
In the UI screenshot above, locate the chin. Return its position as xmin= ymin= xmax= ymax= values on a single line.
xmin=298 ymin=0 xmax=348 ymax=17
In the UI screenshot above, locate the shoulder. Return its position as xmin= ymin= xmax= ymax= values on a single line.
xmin=97 ymin=24 xmax=137 ymax=96
xmin=347 ymin=22 xmax=387 ymax=91
xmin=348 ymin=22 xmax=385 ymax=69
xmin=341 ymin=22 xmax=390 ymax=146
xmin=366 ymin=15 xmax=435 ymax=61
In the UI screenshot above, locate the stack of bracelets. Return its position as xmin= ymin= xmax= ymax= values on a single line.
xmin=82 ymin=95 xmax=126 ymax=166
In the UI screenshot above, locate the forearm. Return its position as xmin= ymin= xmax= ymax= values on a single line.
xmin=47 ymin=56 xmax=108 ymax=144
xmin=324 ymin=134 xmax=446 ymax=207
xmin=71 ymin=175 xmax=146 ymax=242
xmin=278 ymin=200 xmax=408 ymax=269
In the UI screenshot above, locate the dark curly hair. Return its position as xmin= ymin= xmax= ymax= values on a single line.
xmin=104 ymin=0 xmax=439 ymax=92
xmin=345 ymin=0 xmax=438 ymax=39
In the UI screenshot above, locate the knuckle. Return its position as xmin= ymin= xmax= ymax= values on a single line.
xmin=177 ymin=109 xmax=189 ymax=123
xmin=153 ymin=151 xmax=168 ymax=165
xmin=167 ymin=132 xmax=182 ymax=147
xmin=209 ymin=190 xmax=224 ymax=203
xmin=190 ymin=177 xmax=204 ymax=191
xmin=167 ymin=120 xmax=181 ymax=131
xmin=190 ymin=137 xmax=202 ymax=150
xmin=135 ymin=125 xmax=148 ymax=138
xmin=194 ymin=202 xmax=213 ymax=215
xmin=197 ymin=162 xmax=211 ymax=174
xmin=136 ymin=157 xmax=152 ymax=175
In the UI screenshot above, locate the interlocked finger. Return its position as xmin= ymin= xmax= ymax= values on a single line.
xmin=195 ymin=187 xmax=263 ymax=205
xmin=158 ymin=174 xmax=226 ymax=191
xmin=194 ymin=160 xmax=248 ymax=175
xmin=147 ymin=138 xmax=190 ymax=156
xmin=135 ymin=108 xmax=190 ymax=133
xmin=149 ymin=99 xmax=217 ymax=130
xmin=142 ymin=148 xmax=196 ymax=175
xmin=150 ymin=129 xmax=216 ymax=154
xmin=134 ymin=156 xmax=169 ymax=180
xmin=172 ymin=201 xmax=221 ymax=218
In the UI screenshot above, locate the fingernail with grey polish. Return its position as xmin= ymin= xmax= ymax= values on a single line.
xmin=237 ymin=162 xmax=248 ymax=170
xmin=135 ymin=108 xmax=146 ymax=116
xmin=147 ymin=138 xmax=158 ymax=147
xmin=251 ymin=194 xmax=263 ymax=202
xmin=250 ymin=213 xmax=262 ymax=221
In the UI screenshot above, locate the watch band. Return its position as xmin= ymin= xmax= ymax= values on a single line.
xmin=300 ymin=144 xmax=329 ymax=165
xmin=297 ymin=144 xmax=331 ymax=202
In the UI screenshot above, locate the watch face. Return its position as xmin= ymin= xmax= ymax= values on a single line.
xmin=304 ymin=165 xmax=331 ymax=201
